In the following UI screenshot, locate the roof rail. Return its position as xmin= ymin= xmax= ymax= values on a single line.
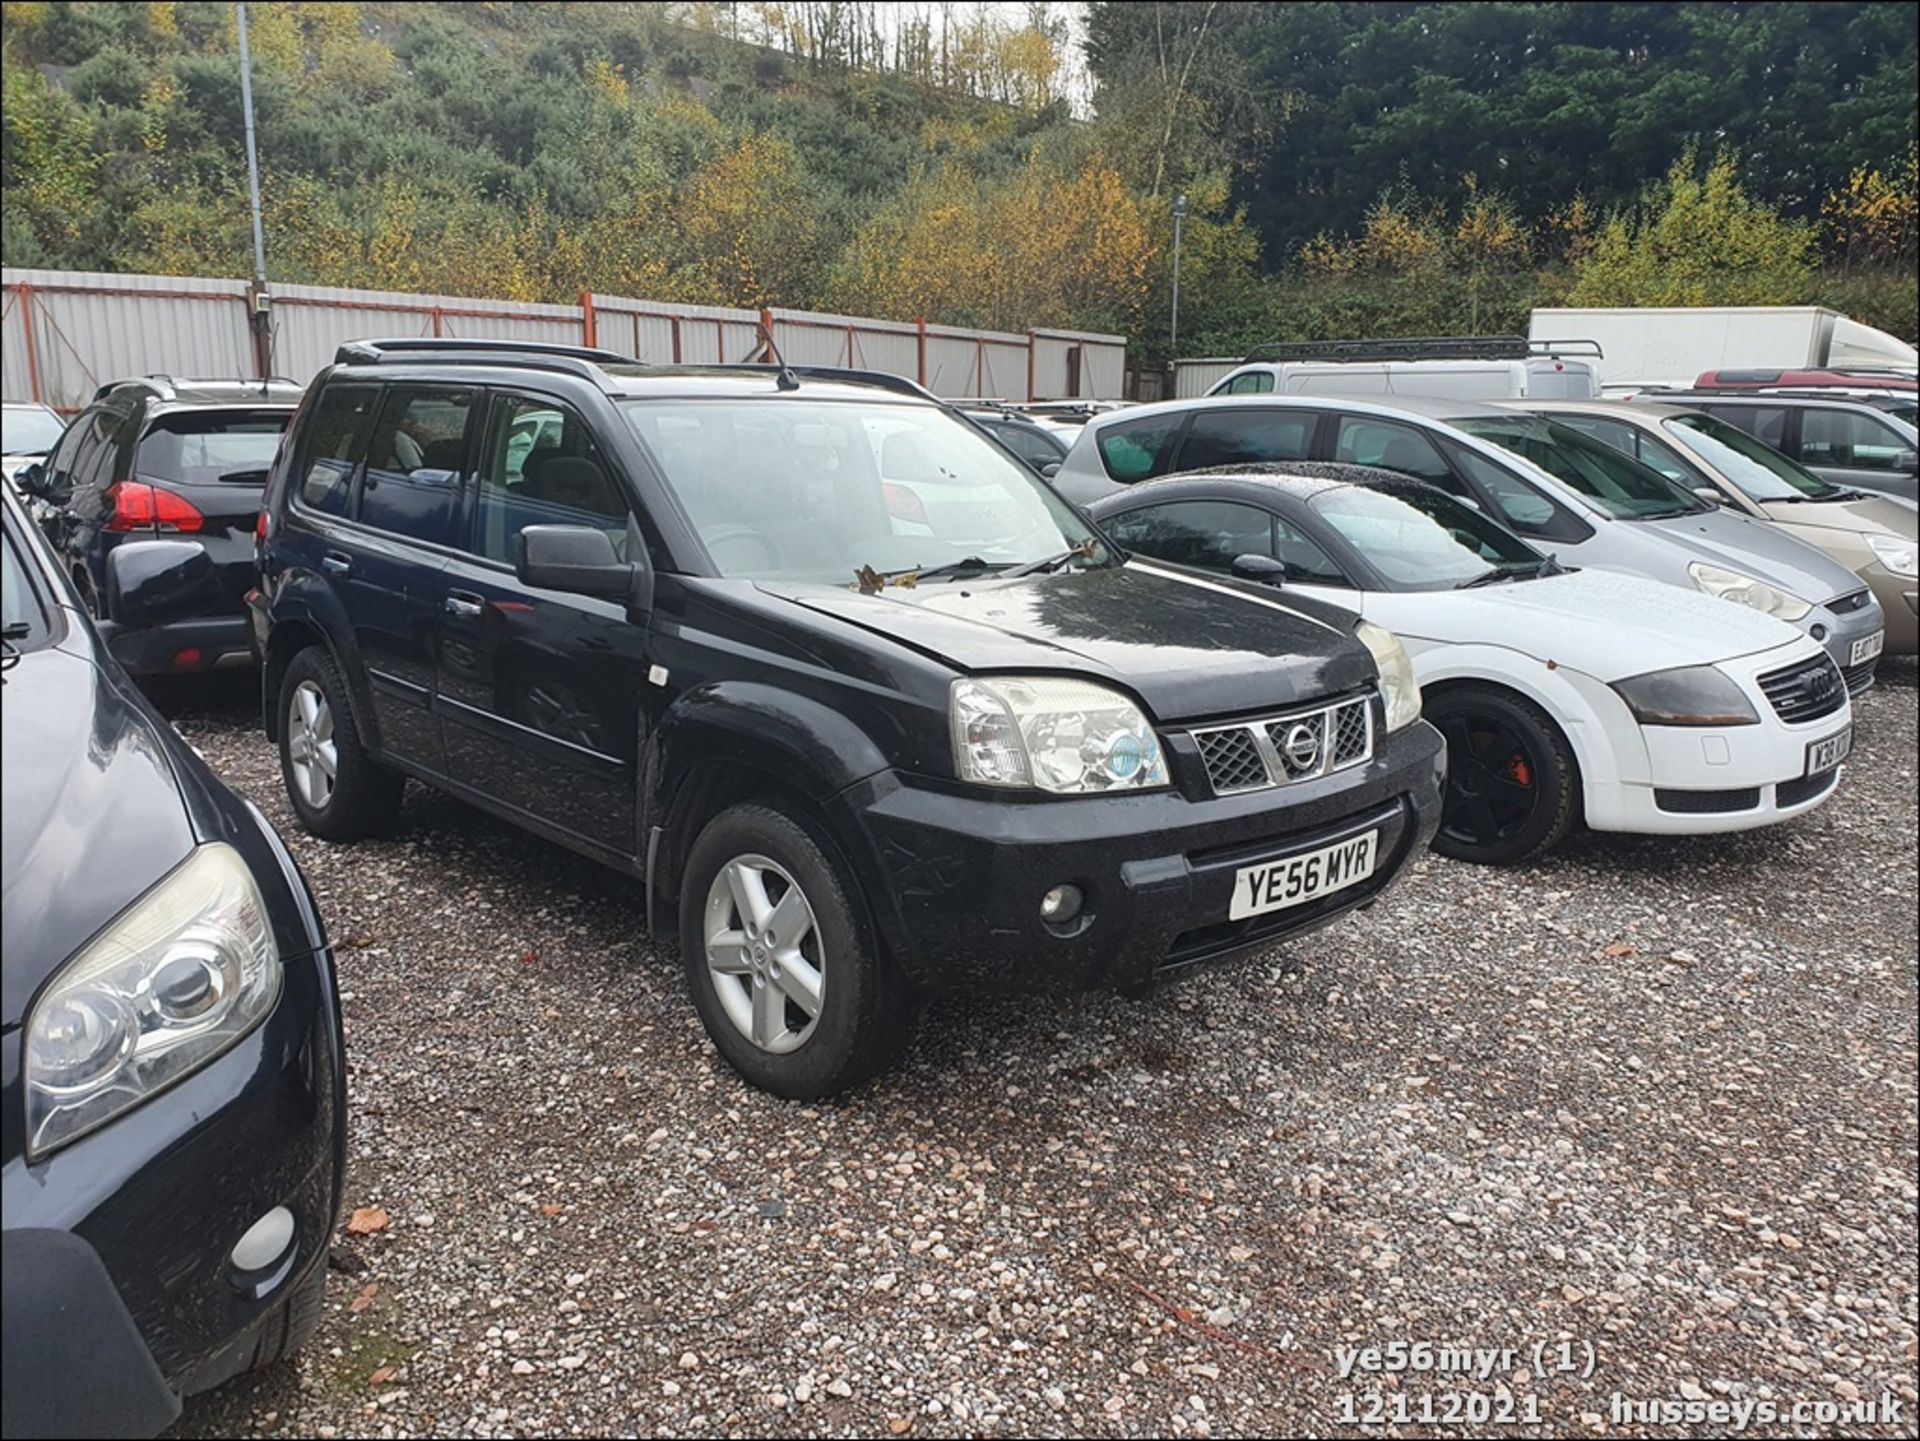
xmin=1241 ymin=336 xmax=1603 ymax=364
xmin=333 ymin=337 xmax=637 ymax=366
xmin=333 ymin=338 xmax=641 ymax=391
xmin=709 ymin=364 xmax=942 ymax=404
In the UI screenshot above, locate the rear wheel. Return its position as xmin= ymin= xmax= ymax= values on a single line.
xmin=1426 ymin=686 xmax=1578 ymax=865
xmin=278 ymin=647 xmax=403 ymax=840
xmin=679 ymin=802 xmax=916 ymax=1097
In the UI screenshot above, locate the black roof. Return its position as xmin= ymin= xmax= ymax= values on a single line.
xmin=331 ymin=340 xmax=941 ymax=405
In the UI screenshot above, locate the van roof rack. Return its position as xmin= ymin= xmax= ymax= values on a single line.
xmin=1241 ymin=336 xmax=1603 ymax=364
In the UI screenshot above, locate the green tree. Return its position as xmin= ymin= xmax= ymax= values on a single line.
xmin=1569 ymin=150 xmax=1818 ymax=306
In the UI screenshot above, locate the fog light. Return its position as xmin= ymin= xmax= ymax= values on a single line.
xmin=231 ymin=1205 xmax=296 ymax=1272
xmin=1040 ymin=884 xmax=1083 ymax=923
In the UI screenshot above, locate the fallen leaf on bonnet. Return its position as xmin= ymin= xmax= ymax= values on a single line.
xmin=347 ymin=1207 xmax=390 ymax=1235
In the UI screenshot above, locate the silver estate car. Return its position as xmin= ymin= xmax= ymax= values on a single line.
xmin=1051 ymin=393 xmax=1887 ymax=692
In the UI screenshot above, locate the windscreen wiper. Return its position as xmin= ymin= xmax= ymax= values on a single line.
xmin=1004 ymin=539 xmax=1101 ymax=577
xmin=853 ymin=556 xmax=1006 ymax=592
xmin=1457 ymin=560 xmax=1544 ymax=588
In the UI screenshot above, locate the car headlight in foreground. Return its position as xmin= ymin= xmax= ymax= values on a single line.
xmin=1612 ymin=665 xmax=1760 ymax=727
xmin=1687 ymin=561 xmax=1813 ymax=622
xmin=25 ymin=843 xmax=282 ymax=1159
xmin=1355 ymin=620 xmax=1422 ymax=732
xmin=951 ymin=675 xmax=1169 ymax=792
xmin=1866 ymin=533 xmax=1917 ymax=580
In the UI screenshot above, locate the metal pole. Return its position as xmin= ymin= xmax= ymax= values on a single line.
xmin=236 ymin=3 xmax=271 ymax=378
xmin=1170 ymin=193 xmax=1188 ymax=359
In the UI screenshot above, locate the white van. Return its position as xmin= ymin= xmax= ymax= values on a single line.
xmin=1208 ymin=337 xmax=1602 ymax=402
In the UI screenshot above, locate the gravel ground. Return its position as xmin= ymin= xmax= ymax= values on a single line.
xmin=160 ymin=662 xmax=1917 ymax=1440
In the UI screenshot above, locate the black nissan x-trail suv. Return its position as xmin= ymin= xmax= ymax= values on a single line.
xmin=251 ymin=339 xmax=1446 ymax=1096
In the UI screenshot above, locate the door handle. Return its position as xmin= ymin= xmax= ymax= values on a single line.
xmin=444 ymin=592 xmax=485 ymax=618
xmin=321 ymin=552 xmax=351 ymax=576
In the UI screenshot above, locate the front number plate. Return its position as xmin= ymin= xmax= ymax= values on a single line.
xmin=1805 ymin=726 xmax=1852 ymax=776
xmin=1850 ymin=631 xmax=1884 ymax=666
xmin=1230 ymin=830 xmax=1379 ymax=921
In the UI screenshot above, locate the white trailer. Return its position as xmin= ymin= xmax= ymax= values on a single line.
xmin=1530 ymin=305 xmax=1918 ymax=390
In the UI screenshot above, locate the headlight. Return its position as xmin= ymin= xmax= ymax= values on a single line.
xmin=1355 ymin=620 xmax=1421 ymax=732
xmin=951 ymin=676 xmax=1168 ymax=793
xmin=1687 ymin=561 xmax=1812 ymax=622
xmin=1866 ymin=533 xmax=1917 ymax=580
xmin=25 ymin=844 xmax=281 ymax=1159
xmin=1612 ymin=665 xmax=1760 ymax=727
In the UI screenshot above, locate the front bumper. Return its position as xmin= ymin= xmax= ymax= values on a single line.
xmin=1581 ymin=645 xmax=1854 ymax=836
xmin=829 ymin=718 xmax=1447 ymax=993
xmin=1859 ymin=563 xmax=1917 ymax=656
xmin=1 ymin=944 xmax=344 ymax=1439
xmin=95 ymin=612 xmax=254 ymax=676
xmin=1802 ymin=592 xmax=1887 ymax=690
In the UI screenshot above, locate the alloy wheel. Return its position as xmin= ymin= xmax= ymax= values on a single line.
xmin=1436 ymin=712 xmax=1540 ymax=849
xmin=703 ymin=854 xmax=825 ymax=1054
xmin=287 ymin=679 xmax=338 ymax=811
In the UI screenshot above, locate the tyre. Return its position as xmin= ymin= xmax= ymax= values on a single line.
xmin=278 ymin=647 xmax=403 ymax=841
xmin=1425 ymin=686 xmax=1579 ymax=865
xmin=243 ymin=1257 xmax=327 ymax=1373
xmin=679 ymin=802 xmax=916 ymax=1098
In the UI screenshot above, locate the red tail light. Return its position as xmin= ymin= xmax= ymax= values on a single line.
xmin=104 ymin=481 xmax=204 ymax=534
xmin=884 ymin=482 xmax=928 ymax=526
xmin=255 ymin=509 xmax=269 ymax=543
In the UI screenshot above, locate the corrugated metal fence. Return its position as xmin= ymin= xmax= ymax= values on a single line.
xmin=1173 ymin=356 xmax=1241 ymax=398
xmin=2 ymin=268 xmax=1126 ymax=411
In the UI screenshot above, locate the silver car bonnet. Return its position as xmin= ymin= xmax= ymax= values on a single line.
xmin=1636 ymin=502 xmax=1867 ymax=604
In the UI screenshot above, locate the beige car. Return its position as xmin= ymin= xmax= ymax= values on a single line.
xmin=1508 ymin=399 xmax=1918 ymax=657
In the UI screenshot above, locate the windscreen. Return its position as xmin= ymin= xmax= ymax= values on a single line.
xmin=620 ymin=398 xmax=1108 ymax=583
xmin=1451 ymin=414 xmax=1709 ymax=519
xmin=2 ymin=407 xmax=66 ymax=456
xmin=1311 ymin=481 xmax=1543 ymax=590
xmin=1663 ymin=413 xmax=1842 ymax=501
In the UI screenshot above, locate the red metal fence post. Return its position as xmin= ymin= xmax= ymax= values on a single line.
xmin=760 ymin=307 xmax=776 ymax=362
xmin=17 ymin=283 xmax=44 ymax=404
xmin=580 ymin=291 xmax=597 ymax=349
xmin=916 ymin=317 xmax=927 ymax=387
xmin=672 ymin=316 xmax=683 ymax=364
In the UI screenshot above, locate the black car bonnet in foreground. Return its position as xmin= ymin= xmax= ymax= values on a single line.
xmin=762 ymin=560 xmax=1373 ymax=720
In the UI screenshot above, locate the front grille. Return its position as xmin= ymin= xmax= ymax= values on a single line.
xmin=1193 ymin=728 xmax=1269 ymax=793
xmin=1829 ymin=589 xmax=1873 ymax=614
xmin=1756 ymin=654 xmax=1847 ymax=725
xmin=1842 ymin=660 xmax=1878 ymax=696
xmin=1190 ymin=695 xmax=1375 ymax=796
xmin=1655 ymin=787 xmax=1761 ymax=814
xmin=1777 ymin=768 xmax=1839 ymax=808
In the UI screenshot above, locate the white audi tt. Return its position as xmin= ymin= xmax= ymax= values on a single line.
xmin=1089 ymin=462 xmax=1855 ymax=864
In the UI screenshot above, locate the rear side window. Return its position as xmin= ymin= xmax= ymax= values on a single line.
xmin=136 ymin=411 xmax=287 ymax=486
xmin=1105 ymin=499 xmax=1274 ymax=573
xmin=472 ymin=394 xmax=627 ymax=565
xmin=359 ymin=387 xmax=475 ymax=547
xmin=1333 ymin=417 xmax=1455 ymax=487
xmin=1177 ymin=409 xmax=1316 ymax=471
xmin=1096 ymin=414 xmax=1186 ymax=483
xmin=1220 ymin=371 xmax=1276 ymax=395
xmin=1799 ymin=409 xmax=1911 ymax=471
xmin=298 ymin=385 xmax=379 ymax=518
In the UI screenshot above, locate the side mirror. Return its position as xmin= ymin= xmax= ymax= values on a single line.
xmin=1894 ymin=449 xmax=1918 ymax=473
xmin=1041 ymin=462 xmax=1062 ymax=480
xmin=15 ymin=462 xmax=49 ymax=499
xmin=105 ymin=540 xmax=222 ymax=626
xmin=1691 ymin=485 xmax=1723 ymax=506
xmin=1230 ymin=553 xmax=1287 ymax=586
xmin=516 ymin=524 xmax=639 ymax=601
